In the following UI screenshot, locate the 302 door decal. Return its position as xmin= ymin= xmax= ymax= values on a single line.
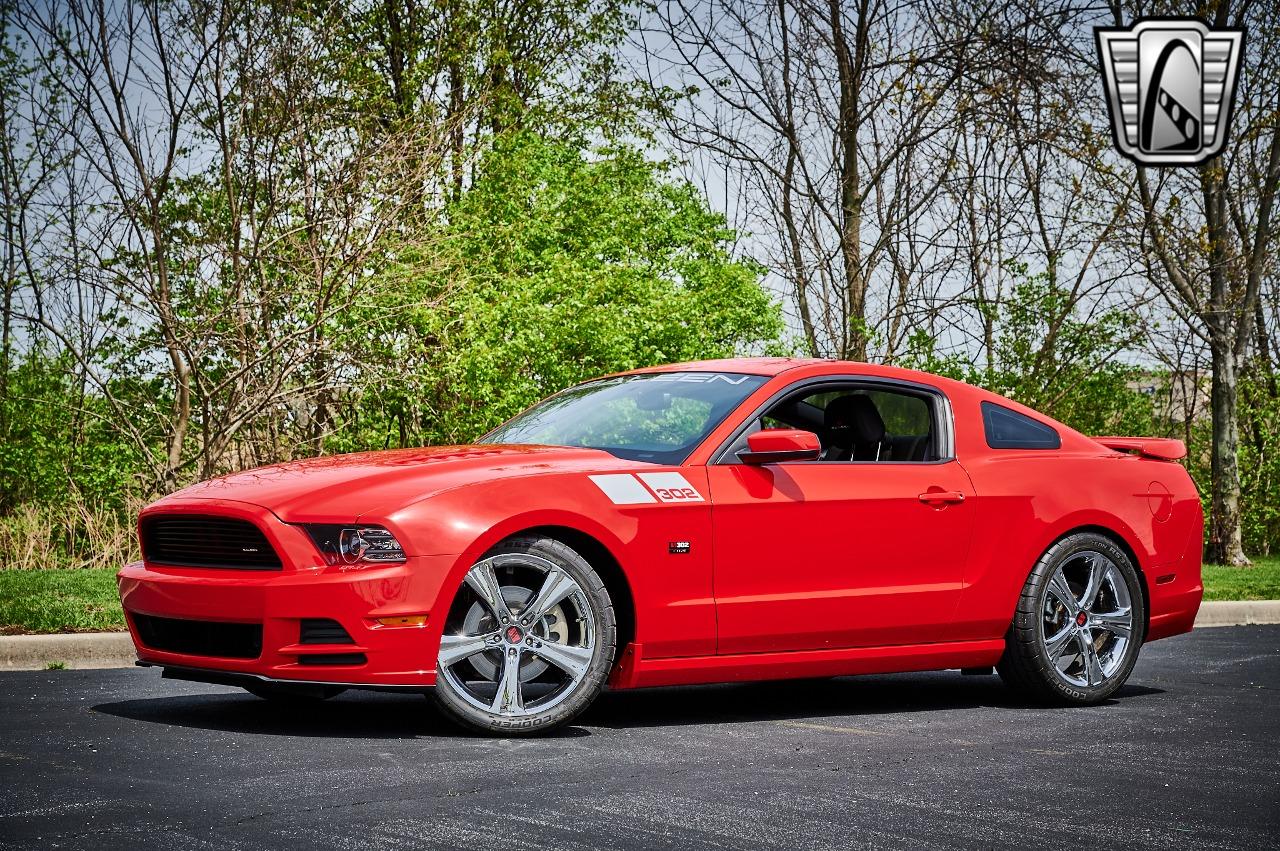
xmin=589 ymin=472 xmax=705 ymax=505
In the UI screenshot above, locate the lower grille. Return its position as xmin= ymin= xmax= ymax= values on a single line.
xmin=300 ymin=618 xmax=354 ymax=645
xmin=298 ymin=653 xmax=366 ymax=666
xmin=133 ymin=613 xmax=263 ymax=659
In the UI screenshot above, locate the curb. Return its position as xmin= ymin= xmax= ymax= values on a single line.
xmin=1 ymin=601 xmax=1278 ymax=671
xmin=0 ymin=632 xmax=135 ymax=671
xmin=1191 ymin=600 xmax=1280 ymax=628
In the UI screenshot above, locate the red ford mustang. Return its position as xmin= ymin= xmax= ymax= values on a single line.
xmin=118 ymin=358 xmax=1203 ymax=733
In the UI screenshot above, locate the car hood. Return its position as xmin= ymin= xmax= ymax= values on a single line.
xmin=155 ymin=444 xmax=646 ymax=522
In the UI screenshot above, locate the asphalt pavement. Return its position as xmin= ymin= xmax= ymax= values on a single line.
xmin=1 ymin=626 xmax=1276 ymax=850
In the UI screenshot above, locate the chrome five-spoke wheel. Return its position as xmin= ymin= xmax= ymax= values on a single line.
xmin=1040 ymin=551 xmax=1133 ymax=688
xmin=432 ymin=536 xmax=615 ymax=733
xmin=999 ymin=532 xmax=1146 ymax=704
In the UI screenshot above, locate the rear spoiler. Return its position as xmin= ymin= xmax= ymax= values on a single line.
xmin=1093 ymin=436 xmax=1187 ymax=461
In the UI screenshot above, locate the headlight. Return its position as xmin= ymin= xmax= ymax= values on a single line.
xmin=303 ymin=524 xmax=407 ymax=565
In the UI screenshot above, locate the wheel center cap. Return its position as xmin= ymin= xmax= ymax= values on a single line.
xmin=505 ymin=625 xmax=524 ymax=644
xmin=1075 ymin=611 xmax=1088 ymax=627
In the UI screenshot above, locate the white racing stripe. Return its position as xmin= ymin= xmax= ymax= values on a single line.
xmin=588 ymin=474 xmax=657 ymax=505
xmin=589 ymin=472 xmax=705 ymax=505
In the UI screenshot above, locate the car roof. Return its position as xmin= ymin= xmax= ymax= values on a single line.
xmin=617 ymin=357 xmax=948 ymax=383
xmin=598 ymin=358 xmax=1101 ymax=458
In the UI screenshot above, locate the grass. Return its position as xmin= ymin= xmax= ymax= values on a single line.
xmin=0 ymin=499 xmax=139 ymax=571
xmin=0 ymin=557 xmax=1277 ymax=635
xmin=0 ymin=568 xmax=126 ymax=634
xmin=1201 ymin=556 xmax=1280 ymax=602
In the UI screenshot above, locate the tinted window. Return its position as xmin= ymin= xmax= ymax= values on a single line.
xmin=981 ymin=402 xmax=1060 ymax=449
xmin=481 ymin=372 xmax=767 ymax=464
xmin=802 ymin=389 xmax=932 ymax=438
xmin=726 ymin=383 xmax=938 ymax=463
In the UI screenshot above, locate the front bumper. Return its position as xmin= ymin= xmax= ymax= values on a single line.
xmin=118 ymin=502 xmax=458 ymax=688
xmin=138 ymin=661 xmax=431 ymax=693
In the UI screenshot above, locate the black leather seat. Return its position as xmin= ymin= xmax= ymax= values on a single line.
xmin=890 ymin=433 xmax=930 ymax=462
xmin=822 ymin=394 xmax=886 ymax=461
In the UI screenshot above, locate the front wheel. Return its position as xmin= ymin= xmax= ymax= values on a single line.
xmin=998 ymin=532 xmax=1146 ymax=705
xmin=431 ymin=536 xmax=616 ymax=735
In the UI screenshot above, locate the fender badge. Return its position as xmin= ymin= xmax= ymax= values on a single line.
xmin=669 ymin=541 xmax=691 ymax=555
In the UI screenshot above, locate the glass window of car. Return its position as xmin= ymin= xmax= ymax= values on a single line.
xmin=725 ymin=383 xmax=938 ymax=462
xmin=981 ymin=401 xmax=1061 ymax=449
xmin=481 ymin=372 xmax=767 ymax=464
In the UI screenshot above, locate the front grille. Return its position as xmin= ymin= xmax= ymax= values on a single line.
xmin=300 ymin=618 xmax=353 ymax=645
xmin=133 ymin=613 xmax=263 ymax=659
xmin=140 ymin=515 xmax=282 ymax=570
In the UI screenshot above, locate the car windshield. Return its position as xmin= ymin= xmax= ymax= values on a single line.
xmin=481 ymin=372 xmax=767 ymax=464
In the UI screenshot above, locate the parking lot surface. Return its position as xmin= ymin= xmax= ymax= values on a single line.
xmin=1 ymin=625 xmax=1276 ymax=850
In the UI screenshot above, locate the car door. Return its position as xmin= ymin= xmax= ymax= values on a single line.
xmin=706 ymin=381 xmax=975 ymax=654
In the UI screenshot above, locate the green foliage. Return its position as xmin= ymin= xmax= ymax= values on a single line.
xmin=0 ymin=354 xmax=147 ymax=512
xmin=1236 ymin=372 xmax=1280 ymax=556
xmin=338 ymin=134 xmax=784 ymax=447
xmin=332 ymin=0 xmax=648 ymax=141
xmin=1177 ymin=370 xmax=1280 ymax=558
xmin=902 ymin=267 xmax=1154 ymax=436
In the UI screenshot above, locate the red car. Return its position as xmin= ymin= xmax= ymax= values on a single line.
xmin=118 ymin=359 xmax=1203 ymax=734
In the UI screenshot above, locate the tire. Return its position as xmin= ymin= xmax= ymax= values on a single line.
xmin=431 ymin=535 xmax=617 ymax=735
xmin=243 ymin=682 xmax=346 ymax=702
xmin=997 ymin=532 xmax=1146 ymax=705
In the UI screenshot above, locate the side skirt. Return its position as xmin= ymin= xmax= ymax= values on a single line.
xmin=609 ymin=638 xmax=1006 ymax=690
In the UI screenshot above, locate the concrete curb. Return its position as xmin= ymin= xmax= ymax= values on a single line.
xmin=0 ymin=631 xmax=135 ymax=671
xmin=1 ymin=601 xmax=1278 ymax=671
xmin=1192 ymin=600 xmax=1280 ymax=628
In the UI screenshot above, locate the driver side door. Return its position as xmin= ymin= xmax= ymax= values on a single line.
xmin=706 ymin=380 xmax=975 ymax=654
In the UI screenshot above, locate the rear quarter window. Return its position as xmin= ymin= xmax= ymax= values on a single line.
xmin=981 ymin=401 xmax=1061 ymax=449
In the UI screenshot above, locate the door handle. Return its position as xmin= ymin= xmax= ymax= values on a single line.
xmin=918 ymin=490 xmax=965 ymax=505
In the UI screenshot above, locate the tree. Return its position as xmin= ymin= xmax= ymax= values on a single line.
xmin=7 ymin=0 xmax=455 ymax=488
xmin=902 ymin=264 xmax=1154 ymax=437
xmin=643 ymin=0 xmax=1084 ymax=361
xmin=1122 ymin=0 xmax=1280 ymax=564
xmin=333 ymin=0 xmax=646 ymax=195
xmin=0 ymin=0 xmax=781 ymax=501
xmin=341 ymin=134 xmax=785 ymax=446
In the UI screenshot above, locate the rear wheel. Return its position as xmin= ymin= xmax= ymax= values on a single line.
xmin=432 ymin=536 xmax=616 ymax=735
xmin=998 ymin=532 xmax=1145 ymax=705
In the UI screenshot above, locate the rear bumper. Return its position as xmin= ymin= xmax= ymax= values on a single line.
xmin=119 ymin=531 xmax=459 ymax=688
xmin=1146 ymin=511 xmax=1204 ymax=642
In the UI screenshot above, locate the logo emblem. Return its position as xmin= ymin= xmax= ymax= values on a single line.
xmin=1095 ymin=17 xmax=1244 ymax=165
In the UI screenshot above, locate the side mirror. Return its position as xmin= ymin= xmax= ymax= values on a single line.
xmin=737 ymin=428 xmax=822 ymax=464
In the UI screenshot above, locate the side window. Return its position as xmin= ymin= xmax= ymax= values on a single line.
xmin=809 ymin=389 xmax=934 ymax=462
xmin=981 ymin=402 xmax=1060 ymax=449
xmin=724 ymin=384 xmax=940 ymax=463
